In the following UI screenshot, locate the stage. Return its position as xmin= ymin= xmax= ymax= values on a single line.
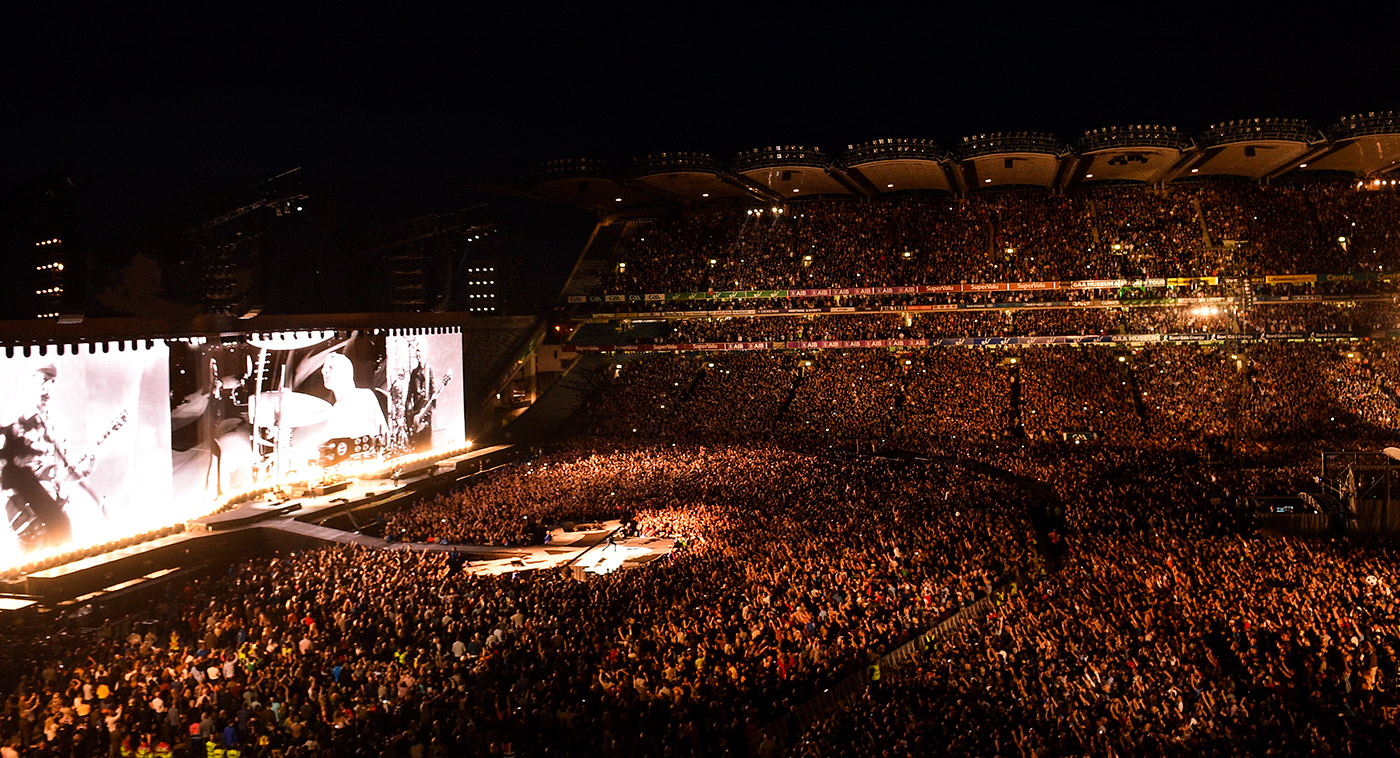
xmin=2 ymin=443 xmax=678 ymax=613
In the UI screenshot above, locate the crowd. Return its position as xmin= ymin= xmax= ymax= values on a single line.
xmin=894 ymin=350 xmax=1015 ymax=447
xmin=594 ymin=180 xmax=1400 ymax=297
xmin=383 ymin=447 xmax=657 ymax=545
xmin=1019 ymin=348 xmax=1142 ymax=444
xmin=795 ymin=533 xmax=1400 ymax=756
xmin=1237 ymin=301 xmax=1399 ymax=334
xmin=10 ymin=179 xmax=1400 ymax=755
xmin=663 ymin=313 xmax=1011 ymax=343
xmin=1 ymin=446 xmax=1038 ymax=758
xmin=579 ymin=342 xmax=1400 ymax=458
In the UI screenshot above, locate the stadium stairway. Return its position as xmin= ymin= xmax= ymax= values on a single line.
xmin=559 ymin=221 xmax=629 ymax=303
xmin=681 ymin=365 xmax=705 ymax=401
xmin=463 ymin=316 xmax=544 ymax=400
xmin=888 ymin=365 xmax=913 ymax=438
xmin=1121 ymin=352 xmax=1151 ymax=424
xmin=1193 ymin=195 xmax=1213 ymax=248
xmin=772 ymin=370 xmax=805 ymax=429
xmin=569 ymin=319 xmax=672 ymax=347
xmin=637 ymin=364 xmax=708 ymax=437
xmin=500 ymin=352 xmax=612 ymax=443
xmin=1087 ymin=198 xmax=1102 ymax=248
xmin=1008 ymin=359 xmax=1026 ymax=438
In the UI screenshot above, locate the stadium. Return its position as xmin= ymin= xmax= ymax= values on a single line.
xmin=6 ymin=3 xmax=1400 ymax=753
xmin=1 ymin=106 xmax=1400 ymax=756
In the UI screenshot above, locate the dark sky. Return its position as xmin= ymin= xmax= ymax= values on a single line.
xmin=3 ymin=2 xmax=1394 ymax=184
xmin=1 ymin=2 xmax=1395 ymax=318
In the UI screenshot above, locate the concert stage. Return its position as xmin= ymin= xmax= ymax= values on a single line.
xmin=8 ymin=444 xmax=522 ymax=607
xmin=4 ymin=440 xmax=682 ymax=620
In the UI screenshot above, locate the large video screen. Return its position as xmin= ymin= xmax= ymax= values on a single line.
xmin=0 ymin=328 xmax=465 ymax=570
xmin=171 ymin=331 xmax=386 ymax=502
xmin=387 ymin=333 xmax=466 ymax=456
xmin=170 ymin=330 xmax=466 ymax=505
xmin=0 ymin=344 xmax=172 ymax=566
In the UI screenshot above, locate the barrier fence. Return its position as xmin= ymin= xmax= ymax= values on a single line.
xmin=568 ymin=271 xmax=1399 ymax=305
xmin=570 ymin=331 xmax=1367 ymax=354
xmin=749 ymin=562 xmax=1042 ymax=755
xmin=574 ymin=293 xmax=1394 ymax=322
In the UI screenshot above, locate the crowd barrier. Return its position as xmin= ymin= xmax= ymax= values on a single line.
xmin=568 ymin=272 xmax=1398 ymax=304
xmin=571 ymin=331 xmax=1366 ymax=354
xmin=750 ymin=564 xmax=1041 ymax=755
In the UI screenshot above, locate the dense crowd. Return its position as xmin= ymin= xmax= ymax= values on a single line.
xmin=383 ymin=448 xmax=651 ymax=546
xmin=11 ymin=181 xmax=1400 ymax=756
xmin=795 ymin=534 xmax=1400 ymax=756
xmin=1019 ymin=348 xmax=1142 ymax=444
xmin=10 ymin=336 xmax=1400 ymax=755
xmin=577 ymin=343 xmax=1400 ymax=457
xmin=595 ymin=181 xmax=1400 ymax=296
xmin=1 ymin=446 xmax=1038 ymax=758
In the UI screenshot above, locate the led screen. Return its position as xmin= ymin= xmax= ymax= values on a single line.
xmin=0 ymin=344 xmax=172 ymax=566
xmin=387 ymin=333 xmax=466 ymax=456
xmin=0 ymin=328 xmax=466 ymax=571
xmin=170 ymin=330 xmax=467 ymax=505
xmin=171 ymin=332 xmax=387 ymax=502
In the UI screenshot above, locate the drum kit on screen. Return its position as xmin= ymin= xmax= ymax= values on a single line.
xmin=241 ymin=335 xmax=383 ymax=484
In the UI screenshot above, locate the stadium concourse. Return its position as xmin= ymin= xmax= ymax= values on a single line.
xmin=12 ymin=178 xmax=1400 ymax=758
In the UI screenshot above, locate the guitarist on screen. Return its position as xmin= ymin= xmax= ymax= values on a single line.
xmin=0 ymin=364 xmax=122 ymax=553
xmin=404 ymin=341 xmax=452 ymax=452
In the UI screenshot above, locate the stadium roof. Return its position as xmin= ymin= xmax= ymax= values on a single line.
xmin=509 ymin=113 xmax=1400 ymax=213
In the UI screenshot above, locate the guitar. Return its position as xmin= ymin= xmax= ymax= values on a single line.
xmin=48 ymin=411 xmax=128 ymax=516
xmin=409 ymin=371 xmax=453 ymax=434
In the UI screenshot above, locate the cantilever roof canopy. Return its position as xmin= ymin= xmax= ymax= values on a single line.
xmin=513 ymin=113 xmax=1400 ymax=213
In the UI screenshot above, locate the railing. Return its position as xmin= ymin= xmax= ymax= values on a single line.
xmin=955 ymin=131 xmax=1066 ymax=159
xmin=750 ymin=564 xmax=1041 ymax=755
xmin=536 ymin=157 xmax=611 ymax=179
xmin=734 ymin=145 xmax=830 ymax=172
xmin=634 ymin=152 xmax=722 ymax=175
xmin=1077 ymin=125 xmax=1190 ymax=152
xmin=1329 ymin=112 xmax=1400 ymax=140
xmin=841 ymin=138 xmax=947 ymax=165
xmin=1198 ymin=118 xmax=1318 ymax=146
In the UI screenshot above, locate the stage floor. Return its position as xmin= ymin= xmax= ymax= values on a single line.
xmin=390 ymin=521 xmax=677 ymax=577
xmin=13 ymin=445 xmax=676 ymax=606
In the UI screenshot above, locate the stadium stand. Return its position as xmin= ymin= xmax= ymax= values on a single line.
xmin=12 ymin=172 xmax=1400 ymax=758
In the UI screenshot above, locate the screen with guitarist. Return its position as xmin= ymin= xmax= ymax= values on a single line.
xmin=0 ymin=329 xmax=468 ymax=571
xmin=0 ymin=345 xmax=172 ymax=565
xmin=387 ymin=333 xmax=466 ymax=456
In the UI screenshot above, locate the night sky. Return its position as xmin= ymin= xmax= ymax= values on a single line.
xmin=3 ymin=3 xmax=1393 ymax=180
xmin=0 ymin=2 xmax=1395 ymax=315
